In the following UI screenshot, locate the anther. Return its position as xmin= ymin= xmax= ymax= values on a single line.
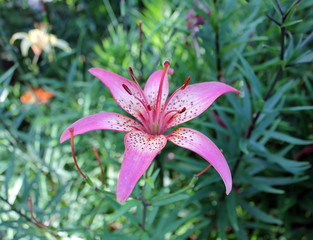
xmin=28 ymin=197 xmax=48 ymax=228
xmin=122 ymin=84 xmax=132 ymax=95
xmin=181 ymin=76 xmax=191 ymax=90
xmin=164 ymin=61 xmax=170 ymax=67
xmin=178 ymin=107 xmax=186 ymax=114
xmin=147 ymin=105 xmax=152 ymax=111
xmin=69 ymin=128 xmax=86 ymax=179
xmin=128 ymin=67 xmax=137 ymax=82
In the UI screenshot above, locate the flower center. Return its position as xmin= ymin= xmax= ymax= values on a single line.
xmin=122 ymin=62 xmax=190 ymax=136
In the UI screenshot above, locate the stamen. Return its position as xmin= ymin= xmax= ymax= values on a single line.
xmin=122 ymin=84 xmax=132 ymax=95
xmin=128 ymin=67 xmax=135 ymax=80
xmin=69 ymin=128 xmax=86 ymax=179
xmin=128 ymin=66 xmax=151 ymax=108
xmin=195 ymin=164 xmax=212 ymax=178
xmin=159 ymin=107 xmax=186 ymax=133
xmin=134 ymin=96 xmax=152 ymax=117
xmin=93 ymin=148 xmax=104 ymax=185
xmin=181 ymin=76 xmax=191 ymax=90
xmin=28 ymin=197 xmax=48 ymax=228
xmin=123 ymin=82 xmax=152 ymax=121
xmin=178 ymin=107 xmax=186 ymax=113
xmin=128 ymin=67 xmax=140 ymax=85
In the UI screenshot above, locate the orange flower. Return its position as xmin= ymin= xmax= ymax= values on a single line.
xmin=20 ymin=87 xmax=54 ymax=105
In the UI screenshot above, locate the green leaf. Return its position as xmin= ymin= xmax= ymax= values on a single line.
xmin=5 ymin=152 xmax=15 ymax=199
xmin=235 ymin=50 xmax=262 ymax=98
xmin=44 ymin=183 xmax=70 ymax=210
xmin=260 ymin=130 xmax=313 ymax=145
xmin=108 ymin=200 xmax=138 ymax=223
xmin=241 ymin=172 xmax=284 ymax=194
xmin=226 ymin=191 xmax=239 ymax=231
xmin=282 ymin=19 xmax=303 ymax=27
xmin=152 ymin=194 xmax=189 ymax=206
xmin=66 ymin=57 xmax=79 ymax=83
xmin=0 ymin=64 xmax=17 ymax=96
xmin=280 ymin=106 xmax=313 ymax=112
xmin=238 ymin=198 xmax=282 ymax=224
xmin=145 ymin=177 xmax=155 ymax=189
xmin=217 ymin=203 xmax=228 ymax=240
xmin=263 ymin=80 xmax=293 ymax=111
xmin=284 ymin=0 xmax=301 ymax=23
xmin=176 ymin=219 xmax=211 ymax=240
xmin=243 ymin=81 xmax=252 ymax=122
xmin=254 ymin=176 xmax=309 ymax=186
xmin=250 ymin=143 xmax=310 ymax=173
xmin=239 ymin=138 xmax=249 ymax=154
xmin=293 ymin=50 xmax=313 ymax=64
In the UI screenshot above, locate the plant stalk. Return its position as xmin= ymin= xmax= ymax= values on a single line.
xmin=232 ymin=2 xmax=290 ymax=178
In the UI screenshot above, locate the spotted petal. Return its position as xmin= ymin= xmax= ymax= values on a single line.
xmin=144 ymin=70 xmax=169 ymax=110
xmin=167 ymin=127 xmax=232 ymax=195
xmin=163 ymin=82 xmax=239 ymax=130
xmin=89 ymin=68 xmax=149 ymax=123
xmin=60 ymin=112 xmax=143 ymax=143
xmin=116 ymin=131 xmax=167 ymax=202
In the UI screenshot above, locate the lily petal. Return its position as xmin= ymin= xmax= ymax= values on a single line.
xmin=9 ymin=32 xmax=28 ymax=45
xmin=167 ymin=127 xmax=232 ymax=195
xmin=21 ymin=38 xmax=32 ymax=56
xmin=60 ymin=112 xmax=143 ymax=143
xmin=52 ymin=38 xmax=71 ymax=52
xmin=163 ymin=82 xmax=239 ymax=130
xmin=116 ymin=131 xmax=167 ymax=202
xmin=144 ymin=70 xmax=169 ymax=110
xmin=89 ymin=68 xmax=149 ymax=123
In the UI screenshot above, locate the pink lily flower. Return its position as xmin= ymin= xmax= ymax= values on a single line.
xmin=60 ymin=61 xmax=239 ymax=203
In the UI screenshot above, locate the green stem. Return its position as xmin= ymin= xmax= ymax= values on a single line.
xmin=232 ymin=1 xmax=293 ymax=179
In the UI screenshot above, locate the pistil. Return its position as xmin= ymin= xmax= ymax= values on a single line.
xmin=154 ymin=61 xmax=170 ymax=134
xmin=155 ymin=61 xmax=170 ymax=113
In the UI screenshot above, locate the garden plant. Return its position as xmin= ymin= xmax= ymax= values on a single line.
xmin=0 ymin=0 xmax=313 ymax=239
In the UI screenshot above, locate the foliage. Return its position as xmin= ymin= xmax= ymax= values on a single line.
xmin=0 ymin=0 xmax=313 ymax=239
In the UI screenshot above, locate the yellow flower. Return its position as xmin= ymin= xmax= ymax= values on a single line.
xmin=10 ymin=23 xmax=71 ymax=57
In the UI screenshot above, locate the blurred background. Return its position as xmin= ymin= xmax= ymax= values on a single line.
xmin=0 ymin=0 xmax=313 ymax=239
